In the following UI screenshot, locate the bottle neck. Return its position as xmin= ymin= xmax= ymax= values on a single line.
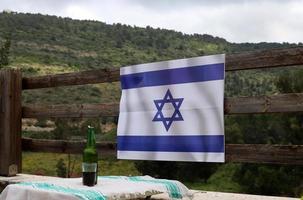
xmin=86 ymin=127 xmax=96 ymax=148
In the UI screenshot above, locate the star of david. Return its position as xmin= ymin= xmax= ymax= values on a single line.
xmin=152 ymin=89 xmax=184 ymax=131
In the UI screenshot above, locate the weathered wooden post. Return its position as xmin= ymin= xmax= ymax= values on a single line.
xmin=0 ymin=69 xmax=22 ymax=176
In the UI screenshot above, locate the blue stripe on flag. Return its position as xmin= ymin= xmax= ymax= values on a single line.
xmin=117 ymin=135 xmax=224 ymax=152
xmin=120 ymin=63 xmax=224 ymax=89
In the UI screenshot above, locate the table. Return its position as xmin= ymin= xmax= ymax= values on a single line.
xmin=0 ymin=174 xmax=299 ymax=200
xmin=0 ymin=175 xmax=191 ymax=200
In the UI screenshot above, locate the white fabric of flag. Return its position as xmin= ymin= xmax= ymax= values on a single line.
xmin=117 ymin=54 xmax=225 ymax=162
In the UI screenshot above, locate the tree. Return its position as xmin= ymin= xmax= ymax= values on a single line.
xmin=0 ymin=33 xmax=11 ymax=68
xmin=233 ymin=69 xmax=303 ymax=197
xmin=135 ymin=161 xmax=218 ymax=182
xmin=56 ymin=158 xmax=67 ymax=178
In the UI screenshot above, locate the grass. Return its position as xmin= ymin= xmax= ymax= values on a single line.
xmin=184 ymin=164 xmax=243 ymax=193
xmin=9 ymin=62 xmax=77 ymax=77
xmin=22 ymin=152 xmax=141 ymax=177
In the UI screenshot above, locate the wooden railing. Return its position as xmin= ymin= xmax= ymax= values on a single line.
xmin=1 ymin=47 xmax=303 ymax=176
xmin=22 ymin=47 xmax=303 ymax=90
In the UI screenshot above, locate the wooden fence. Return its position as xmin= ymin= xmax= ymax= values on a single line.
xmin=1 ymin=47 xmax=303 ymax=176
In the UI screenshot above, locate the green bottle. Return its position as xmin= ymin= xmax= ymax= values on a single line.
xmin=82 ymin=126 xmax=98 ymax=186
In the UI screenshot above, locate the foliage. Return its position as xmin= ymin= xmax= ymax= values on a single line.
xmin=22 ymin=130 xmax=54 ymax=139
xmin=0 ymin=33 xmax=11 ymax=68
xmin=51 ymin=118 xmax=102 ymax=140
xmin=35 ymin=118 xmax=48 ymax=127
xmin=56 ymin=158 xmax=67 ymax=178
xmin=135 ymin=161 xmax=218 ymax=182
xmin=185 ymin=164 xmax=242 ymax=193
xmin=0 ymin=11 xmax=297 ymax=71
xmin=99 ymin=128 xmax=117 ymax=141
xmin=231 ymin=69 xmax=303 ymax=197
xmin=53 ymin=119 xmax=78 ymax=140
xmin=276 ymin=69 xmax=303 ymax=94
xmin=234 ymin=164 xmax=303 ymax=196
xmin=67 ymin=154 xmax=77 ymax=178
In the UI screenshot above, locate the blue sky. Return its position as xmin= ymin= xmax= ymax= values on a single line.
xmin=1 ymin=0 xmax=303 ymax=43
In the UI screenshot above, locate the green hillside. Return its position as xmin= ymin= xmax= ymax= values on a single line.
xmin=0 ymin=11 xmax=299 ymax=104
xmin=0 ymin=12 xmax=297 ymax=70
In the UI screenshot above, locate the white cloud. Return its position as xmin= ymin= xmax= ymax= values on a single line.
xmin=0 ymin=0 xmax=302 ymax=43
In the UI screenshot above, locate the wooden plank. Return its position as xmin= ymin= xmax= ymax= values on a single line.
xmin=22 ymin=103 xmax=119 ymax=118
xmin=225 ymin=144 xmax=303 ymax=165
xmin=22 ymin=93 xmax=303 ymax=118
xmin=224 ymin=93 xmax=303 ymax=114
xmin=0 ymin=69 xmax=22 ymax=176
xmin=21 ymin=138 xmax=303 ymax=165
xmin=22 ymin=68 xmax=119 ymax=90
xmin=226 ymin=46 xmax=303 ymax=71
xmin=22 ymin=47 xmax=303 ymax=90
xmin=22 ymin=137 xmax=116 ymax=156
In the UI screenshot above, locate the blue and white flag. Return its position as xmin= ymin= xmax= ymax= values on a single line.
xmin=117 ymin=54 xmax=225 ymax=162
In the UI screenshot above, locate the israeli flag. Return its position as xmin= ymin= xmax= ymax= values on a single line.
xmin=118 ymin=54 xmax=225 ymax=162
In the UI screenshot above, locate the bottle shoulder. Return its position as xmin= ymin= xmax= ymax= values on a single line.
xmin=83 ymin=147 xmax=97 ymax=154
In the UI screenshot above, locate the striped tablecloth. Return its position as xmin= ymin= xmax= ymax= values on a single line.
xmin=0 ymin=176 xmax=192 ymax=200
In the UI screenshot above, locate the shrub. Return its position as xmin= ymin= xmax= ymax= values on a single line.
xmin=56 ymin=158 xmax=67 ymax=178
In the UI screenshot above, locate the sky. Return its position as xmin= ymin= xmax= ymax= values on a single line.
xmin=1 ymin=0 xmax=303 ymax=43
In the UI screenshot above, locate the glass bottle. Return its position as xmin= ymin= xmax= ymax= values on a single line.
xmin=82 ymin=126 xmax=98 ymax=186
